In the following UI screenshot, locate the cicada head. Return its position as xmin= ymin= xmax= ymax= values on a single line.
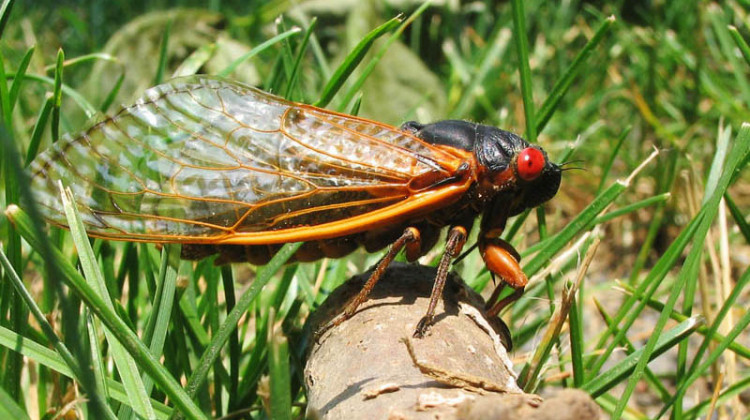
xmin=515 ymin=151 xmax=561 ymax=211
xmin=473 ymin=126 xmax=561 ymax=215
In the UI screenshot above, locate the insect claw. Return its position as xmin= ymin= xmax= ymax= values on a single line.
xmin=312 ymin=326 xmax=329 ymax=344
xmin=313 ymin=313 xmax=347 ymax=343
xmin=413 ymin=316 xmax=432 ymax=338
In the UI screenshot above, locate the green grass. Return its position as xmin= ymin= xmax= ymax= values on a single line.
xmin=1 ymin=1 xmax=749 ymax=419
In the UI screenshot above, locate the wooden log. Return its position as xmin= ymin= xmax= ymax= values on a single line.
xmin=304 ymin=262 xmax=599 ymax=419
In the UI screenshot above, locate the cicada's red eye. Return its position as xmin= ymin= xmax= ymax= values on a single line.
xmin=516 ymin=147 xmax=545 ymax=181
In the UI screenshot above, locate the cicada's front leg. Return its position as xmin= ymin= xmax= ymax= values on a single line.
xmin=480 ymin=237 xmax=527 ymax=317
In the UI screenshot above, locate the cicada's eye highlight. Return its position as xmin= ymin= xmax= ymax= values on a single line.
xmin=516 ymin=147 xmax=545 ymax=181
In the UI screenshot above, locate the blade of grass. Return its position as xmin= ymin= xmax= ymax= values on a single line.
xmin=203 ymin=265 xmax=223 ymax=417
xmin=582 ymin=316 xmax=703 ymax=397
xmin=0 ymin=324 xmax=74 ymax=384
xmin=683 ymin=374 xmax=750 ymax=419
xmin=42 ymin=52 xmax=121 ymax=73
xmin=17 ymin=73 xmax=97 ymax=117
xmin=300 ymin=14 xmax=331 ymax=80
xmin=0 ymin=78 xmax=23 ymax=403
xmin=24 ymin=94 xmax=53 ymax=166
xmin=0 ymin=386 xmax=28 ymax=420
xmin=703 ymin=123 xmax=731 ymax=204
xmin=511 ymin=0 xmax=536 ymax=142
xmin=314 ymin=15 xmax=402 ymax=108
xmin=684 ymin=263 xmax=750 ymax=378
xmin=586 ymin=211 xmax=703 ymax=377
xmin=268 ymin=309 xmax=291 ymax=420
xmin=6 ymin=205 xmax=208 ymax=420
xmin=141 ymin=245 xmax=179 ymax=396
xmin=221 ymin=266 xmax=240 ymax=410
xmin=273 ymin=17 xmax=295 ymax=95
xmin=591 ymin=193 xmax=671 ymax=225
xmin=625 ymin=151 xmax=678 ymax=285
xmin=173 ymin=43 xmax=216 ymax=78
xmin=709 ymin=8 xmax=750 ymax=105
xmin=0 ymin=245 xmax=118 ymax=420
xmin=0 ymin=0 xmax=16 ymax=39
xmin=233 ymin=262 xmax=300 ymax=404
xmin=336 ymin=1 xmax=430 ymax=110
xmin=675 ymin=121 xmax=731 ymax=416
xmin=99 ymin=72 xmax=124 ymax=113
xmin=180 ymin=242 xmax=302 ymax=404
xmin=0 ymin=323 xmax=171 ymax=418
xmin=284 ymin=17 xmax=316 ymax=99
xmin=0 ymin=50 xmax=11 ymax=129
xmin=8 ymin=45 xmax=34 ymax=111
xmin=724 ymin=193 xmax=750 ymax=243
xmin=449 ymin=28 xmax=512 ymax=118
xmin=86 ymin=312 xmax=110 ymax=409
xmin=613 ymin=123 xmax=750 ymax=418
xmin=178 ymin=288 xmax=210 ymax=347
xmin=728 ymin=25 xmax=750 ymax=67
xmin=568 ymin=290 xmax=584 ymax=388
xmin=2 ymin=127 xmax=98 ymax=414
xmin=536 ymin=16 xmax=615 ymax=134
xmin=264 ymin=54 xmax=285 ymax=93
xmin=235 ymin=324 xmax=269 ymax=404
xmin=348 ymin=92 xmax=363 ymax=115
xmin=519 ymin=234 xmax=600 ymax=391
xmin=593 ymin=298 xmax=672 ymax=401
xmin=597 ymin=126 xmax=630 ymax=193
xmin=60 ymin=184 xmax=156 ymax=420
xmin=658 ymin=294 xmax=750 ymax=417
xmin=218 ymin=27 xmax=302 ymax=77
xmin=51 ymin=49 xmax=63 ymax=142
xmin=154 ymin=19 xmax=172 ymax=85
xmin=619 ymin=283 xmax=750 ymax=360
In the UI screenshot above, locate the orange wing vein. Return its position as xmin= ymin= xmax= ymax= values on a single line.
xmin=29 ymin=76 xmax=470 ymax=244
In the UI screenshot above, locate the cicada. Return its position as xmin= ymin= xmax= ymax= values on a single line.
xmin=29 ymin=76 xmax=561 ymax=337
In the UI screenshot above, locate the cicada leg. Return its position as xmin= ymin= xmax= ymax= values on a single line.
xmin=486 ymin=284 xmax=524 ymax=318
xmin=315 ymin=227 xmax=422 ymax=338
xmin=413 ymin=225 xmax=468 ymax=338
xmin=481 ymin=237 xmax=527 ymax=317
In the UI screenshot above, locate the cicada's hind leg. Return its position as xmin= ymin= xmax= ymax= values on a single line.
xmin=315 ymin=227 xmax=422 ymax=338
xmin=486 ymin=285 xmax=524 ymax=318
xmin=413 ymin=225 xmax=469 ymax=338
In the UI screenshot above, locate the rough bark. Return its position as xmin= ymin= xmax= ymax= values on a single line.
xmin=304 ymin=262 xmax=600 ymax=419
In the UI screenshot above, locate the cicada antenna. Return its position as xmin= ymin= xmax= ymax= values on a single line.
xmin=559 ymin=159 xmax=587 ymax=172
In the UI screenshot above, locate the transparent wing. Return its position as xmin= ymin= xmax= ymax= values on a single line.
xmin=30 ymin=76 xmax=467 ymax=243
